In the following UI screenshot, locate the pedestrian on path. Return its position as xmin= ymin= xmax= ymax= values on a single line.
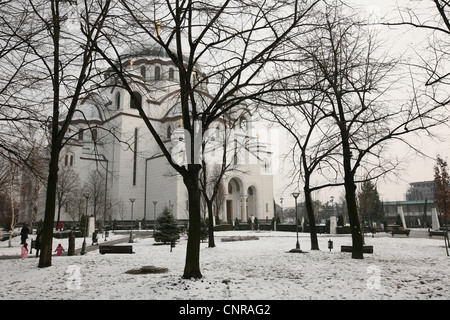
xmin=35 ymin=230 xmax=42 ymax=257
xmin=55 ymin=243 xmax=65 ymax=256
xmin=92 ymin=230 xmax=98 ymax=245
xmin=20 ymin=224 xmax=29 ymax=245
xmin=21 ymin=242 xmax=28 ymax=259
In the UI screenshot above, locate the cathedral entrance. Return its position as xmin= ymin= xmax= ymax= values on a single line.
xmin=226 ymin=200 xmax=232 ymax=221
xmin=226 ymin=178 xmax=242 ymax=222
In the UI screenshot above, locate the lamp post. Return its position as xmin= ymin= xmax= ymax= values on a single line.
xmin=280 ymin=196 xmax=284 ymax=220
xmin=81 ymin=192 xmax=90 ymax=255
xmin=129 ymin=198 xmax=135 ymax=243
xmin=290 ymin=192 xmax=302 ymax=253
xmin=330 ymin=196 xmax=335 ymax=216
xmin=153 ymin=201 xmax=157 ymax=237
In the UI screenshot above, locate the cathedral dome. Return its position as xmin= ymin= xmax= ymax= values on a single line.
xmin=119 ymin=41 xmax=188 ymax=64
xmin=68 ymin=102 xmax=104 ymax=123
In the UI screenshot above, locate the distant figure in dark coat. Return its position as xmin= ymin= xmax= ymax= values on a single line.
xmin=20 ymin=224 xmax=29 ymax=245
xmin=35 ymin=230 xmax=42 ymax=257
xmin=92 ymin=230 xmax=98 ymax=245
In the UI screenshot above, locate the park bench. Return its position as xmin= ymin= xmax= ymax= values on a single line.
xmin=391 ymin=229 xmax=410 ymax=237
xmin=428 ymin=230 xmax=446 ymax=238
xmin=341 ymin=245 xmax=373 ymax=254
xmin=99 ymin=245 xmax=133 ymax=254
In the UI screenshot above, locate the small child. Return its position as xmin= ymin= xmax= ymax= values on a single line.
xmin=21 ymin=242 xmax=28 ymax=259
xmin=55 ymin=243 xmax=65 ymax=256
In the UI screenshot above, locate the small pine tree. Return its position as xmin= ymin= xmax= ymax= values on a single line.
xmin=154 ymin=207 xmax=180 ymax=244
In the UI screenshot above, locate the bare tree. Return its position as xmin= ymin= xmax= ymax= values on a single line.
xmin=384 ymin=0 xmax=450 ymax=107
xmin=295 ymin=2 xmax=449 ymax=259
xmin=261 ymin=90 xmax=341 ymax=250
xmin=0 ymin=1 xmax=49 ymax=183
xmin=0 ymin=154 xmax=22 ymax=247
xmin=56 ymin=163 xmax=80 ymax=231
xmin=85 ymin=169 xmax=107 ymax=227
xmin=433 ymin=154 xmax=450 ymax=255
xmin=66 ymin=191 xmax=84 ymax=226
xmin=26 ymin=0 xmax=112 ymax=268
xmin=19 ymin=127 xmax=48 ymax=230
xmin=200 ymin=134 xmax=228 ymax=249
xmin=92 ymin=0 xmax=319 ymax=278
xmin=199 ymin=116 xmax=248 ymax=248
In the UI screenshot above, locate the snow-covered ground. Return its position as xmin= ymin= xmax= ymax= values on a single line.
xmin=0 ymin=229 xmax=448 ymax=301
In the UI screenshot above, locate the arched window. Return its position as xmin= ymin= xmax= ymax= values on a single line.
xmin=239 ymin=116 xmax=248 ymax=131
xmin=116 ymin=92 xmax=121 ymax=110
xmin=169 ymin=68 xmax=174 ymax=81
xmin=155 ymin=66 xmax=161 ymax=80
xmin=228 ymin=182 xmax=233 ymax=194
xmin=140 ymin=66 xmax=146 ymax=79
xmin=130 ymin=92 xmax=142 ymax=109
xmin=64 ymin=153 xmax=74 ymax=167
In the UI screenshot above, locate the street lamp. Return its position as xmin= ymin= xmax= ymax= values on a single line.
xmin=129 ymin=198 xmax=136 ymax=243
xmin=330 ymin=196 xmax=335 ymax=216
xmin=280 ymin=197 xmax=284 ymax=219
xmin=81 ymin=192 xmax=90 ymax=255
xmin=290 ymin=192 xmax=302 ymax=253
xmin=153 ymin=201 xmax=157 ymax=237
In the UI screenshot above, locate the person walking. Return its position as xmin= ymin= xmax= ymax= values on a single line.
xmin=34 ymin=230 xmax=42 ymax=257
xmin=20 ymin=224 xmax=29 ymax=245
xmin=55 ymin=243 xmax=65 ymax=256
xmin=92 ymin=230 xmax=98 ymax=245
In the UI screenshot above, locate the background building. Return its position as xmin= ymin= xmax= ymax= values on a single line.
xmin=406 ymin=180 xmax=435 ymax=201
xmin=383 ymin=200 xmax=435 ymax=227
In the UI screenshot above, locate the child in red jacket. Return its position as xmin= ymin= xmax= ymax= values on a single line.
xmin=55 ymin=243 xmax=65 ymax=256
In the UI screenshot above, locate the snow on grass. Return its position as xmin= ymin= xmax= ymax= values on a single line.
xmin=0 ymin=230 xmax=448 ymax=300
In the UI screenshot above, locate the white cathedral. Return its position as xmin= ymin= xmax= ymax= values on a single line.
xmin=44 ymin=45 xmax=274 ymax=227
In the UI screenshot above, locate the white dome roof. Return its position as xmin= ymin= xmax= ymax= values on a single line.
xmin=120 ymin=41 xmax=189 ymax=64
xmin=72 ymin=103 xmax=103 ymax=122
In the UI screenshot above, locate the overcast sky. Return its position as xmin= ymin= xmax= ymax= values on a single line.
xmin=273 ymin=0 xmax=450 ymax=206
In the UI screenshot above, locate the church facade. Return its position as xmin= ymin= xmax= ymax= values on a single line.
xmin=46 ymin=45 xmax=274 ymax=227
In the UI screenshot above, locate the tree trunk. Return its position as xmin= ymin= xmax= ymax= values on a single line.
xmin=38 ymin=150 xmax=60 ymax=268
xmin=182 ymin=166 xmax=203 ymax=279
xmin=206 ymin=200 xmax=215 ymax=248
xmin=304 ymin=188 xmax=319 ymax=250
xmin=344 ymin=175 xmax=364 ymax=259
xmin=56 ymin=197 xmax=62 ymax=231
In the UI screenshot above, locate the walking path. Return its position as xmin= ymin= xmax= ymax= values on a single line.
xmin=73 ymin=236 xmax=129 ymax=255
xmin=0 ymin=231 xmax=154 ymax=260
